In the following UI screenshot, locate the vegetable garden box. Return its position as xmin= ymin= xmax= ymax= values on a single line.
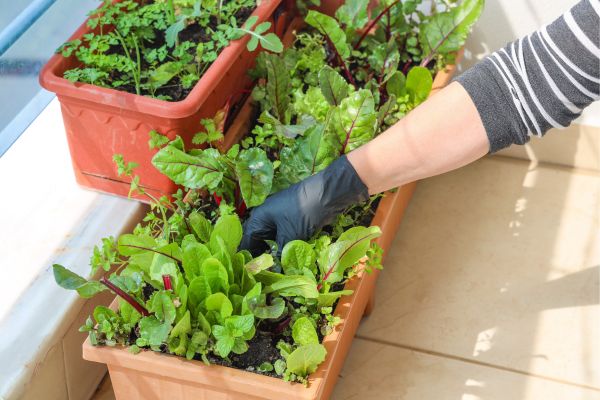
xmin=39 ymin=0 xmax=289 ymax=201
xmin=80 ymin=52 xmax=459 ymax=400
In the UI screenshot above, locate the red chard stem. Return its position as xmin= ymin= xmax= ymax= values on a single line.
xmin=100 ymin=277 xmax=149 ymax=316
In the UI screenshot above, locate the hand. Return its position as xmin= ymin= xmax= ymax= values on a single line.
xmin=240 ymin=155 xmax=369 ymax=255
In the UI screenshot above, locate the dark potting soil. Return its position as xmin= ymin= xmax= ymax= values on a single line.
xmin=76 ymin=1 xmax=254 ymax=102
xmin=202 ymin=330 xmax=288 ymax=378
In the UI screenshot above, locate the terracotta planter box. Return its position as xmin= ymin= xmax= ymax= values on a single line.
xmin=81 ymin=46 xmax=459 ymax=397
xmin=39 ymin=0 xmax=289 ymax=201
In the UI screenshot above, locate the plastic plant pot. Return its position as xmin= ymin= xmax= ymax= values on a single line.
xmin=39 ymin=0 xmax=290 ymax=201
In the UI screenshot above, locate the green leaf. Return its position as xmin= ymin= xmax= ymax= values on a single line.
xmin=149 ymin=62 xmax=183 ymax=88
xmin=318 ymin=66 xmax=349 ymax=106
xmin=186 ymin=330 xmax=209 ymax=360
xmin=244 ymin=254 xmax=274 ymax=275
xmin=119 ymin=298 xmax=142 ymax=325
xmin=248 ymin=295 xmax=285 ymax=319
xmin=210 ymin=214 xmax=243 ymax=256
xmin=305 ymin=11 xmax=350 ymax=60
xmin=224 ymin=314 xmax=254 ymax=336
xmin=148 ymin=130 xmax=170 ymax=150
xmin=405 ymin=66 xmax=433 ymax=104
xmin=376 ymin=94 xmax=396 ymax=132
xmin=265 ymin=275 xmax=319 ymax=299
xmin=235 ymin=148 xmax=274 ymax=208
xmin=258 ymin=362 xmax=274 ymax=372
xmin=189 ymin=211 xmax=212 ymax=243
xmin=329 ymin=89 xmax=377 ymax=154
xmin=241 ymin=282 xmax=262 ymax=314
xmin=152 ymin=145 xmax=231 ymax=191
xmin=116 ymin=234 xmax=157 ymax=256
xmin=77 ymin=281 xmax=107 ymax=298
xmin=212 ymin=325 xmax=235 ymax=357
xmin=292 ymin=317 xmax=319 ymax=346
xmin=182 ymin=241 xmax=212 ymax=281
xmin=281 ymin=241 xmax=317 ymax=275
xmin=386 ymin=71 xmax=406 ymax=98
xmin=286 ymin=343 xmax=327 ymax=377
xmin=205 ymin=293 xmax=233 ymax=319
xmin=259 ymin=32 xmax=284 ymax=53
xmin=169 ymin=310 xmax=191 ymax=339
xmin=165 ymin=18 xmax=186 ymax=47
xmin=139 ymin=316 xmax=171 ymax=346
xmin=201 ymin=258 xmax=230 ymax=294
xmin=264 ymin=53 xmax=290 ymax=122
xmin=273 ymin=124 xmax=335 ymax=191
xmin=317 ymin=290 xmax=354 ymax=307
xmin=274 ymin=359 xmax=286 ymax=375
xmin=53 ymin=264 xmax=88 ymax=290
xmin=318 ymin=226 xmax=382 ymax=285
xmin=335 ymin=0 xmax=369 ymax=31
xmin=147 ymin=290 xmax=177 ymax=325
xmin=188 ymin=276 xmax=212 ymax=311
xmin=419 ymin=0 xmax=484 ymax=65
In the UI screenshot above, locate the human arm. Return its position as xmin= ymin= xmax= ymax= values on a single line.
xmin=241 ymin=0 xmax=599 ymax=252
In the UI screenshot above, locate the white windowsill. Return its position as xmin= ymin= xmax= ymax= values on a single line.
xmin=0 ymin=98 xmax=146 ymax=399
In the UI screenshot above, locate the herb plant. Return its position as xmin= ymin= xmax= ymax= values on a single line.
xmin=58 ymin=0 xmax=284 ymax=101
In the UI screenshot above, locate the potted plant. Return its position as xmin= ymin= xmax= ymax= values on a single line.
xmin=40 ymin=0 xmax=289 ymax=201
xmin=53 ymin=0 xmax=482 ymax=398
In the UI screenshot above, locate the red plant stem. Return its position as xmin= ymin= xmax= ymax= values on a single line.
xmin=321 ymin=35 xmax=356 ymax=88
xmin=402 ymin=60 xmax=411 ymax=75
xmin=354 ymin=0 xmax=401 ymax=50
xmin=275 ymin=317 xmax=291 ymax=334
xmin=385 ymin=9 xmax=391 ymax=41
xmin=162 ymin=275 xmax=173 ymax=291
xmin=100 ymin=277 xmax=149 ymax=316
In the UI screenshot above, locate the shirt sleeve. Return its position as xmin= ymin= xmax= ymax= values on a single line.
xmin=455 ymin=0 xmax=600 ymax=153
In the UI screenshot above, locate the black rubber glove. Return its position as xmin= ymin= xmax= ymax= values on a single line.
xmin=240 ymin=155 xmax=369 ymax=255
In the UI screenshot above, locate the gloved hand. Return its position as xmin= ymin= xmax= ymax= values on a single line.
xmin=240 ymin=155 xmax=369 ymax=255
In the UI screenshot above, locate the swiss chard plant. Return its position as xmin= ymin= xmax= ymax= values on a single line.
xmin=57 ymin=0 xmax=284 ymax=101
xmin=53 ymin=0 xmax=482 ymax=386
xmin=54 ymin=181 xmax=381 ymax=383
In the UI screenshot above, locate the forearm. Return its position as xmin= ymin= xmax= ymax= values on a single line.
xmin=347 ymin=82 xmax=488 ymax=194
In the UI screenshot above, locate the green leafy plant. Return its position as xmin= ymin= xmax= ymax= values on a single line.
xmin=52 ymin=0 xmax=482 ymax=387
xmin=57 ymin=0 xmax=283 ymax=101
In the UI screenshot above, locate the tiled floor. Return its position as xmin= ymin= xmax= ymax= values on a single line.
xmin=91 ymin=156 xmax=600 ymax=400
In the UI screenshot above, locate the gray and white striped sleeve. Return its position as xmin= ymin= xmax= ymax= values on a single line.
xmin=456 ymin=0 xmax=600 ymax=152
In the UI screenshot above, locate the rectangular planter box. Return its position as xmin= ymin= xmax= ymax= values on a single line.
xmin=39 ymin=0 xmax=289 ymax=201
xmin=81 ymin=42 xmax=460 ymax=398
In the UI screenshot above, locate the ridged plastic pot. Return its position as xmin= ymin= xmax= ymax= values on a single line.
xmin=39 ymin=0 xmax=289 ymax=201
xmin=81 ymin=37 xmax=460 ymax=399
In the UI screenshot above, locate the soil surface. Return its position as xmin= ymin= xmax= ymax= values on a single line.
xmin=72 ymin=1 xmax=254 ymax=101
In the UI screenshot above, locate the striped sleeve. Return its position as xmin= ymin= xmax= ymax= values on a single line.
xmin=456 ymin=0 xmax=600 ymax=152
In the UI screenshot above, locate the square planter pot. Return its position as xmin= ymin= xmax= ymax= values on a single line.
xmin=81 ymin=47 xmax=459 ymax=398
xmin=39 ymin=0 xmax=289 ymax=201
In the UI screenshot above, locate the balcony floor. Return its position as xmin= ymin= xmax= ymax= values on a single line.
xmin=91 ymin=156 xmax=600 ymax=400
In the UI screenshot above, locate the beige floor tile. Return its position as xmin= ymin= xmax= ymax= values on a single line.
xmin=332 ymin=338 xmax=600 ymax=400
xmin=91 ymin=375 xmax=115 ymax=400
xmin=357 ymin=157 xmax=600 ymax=388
